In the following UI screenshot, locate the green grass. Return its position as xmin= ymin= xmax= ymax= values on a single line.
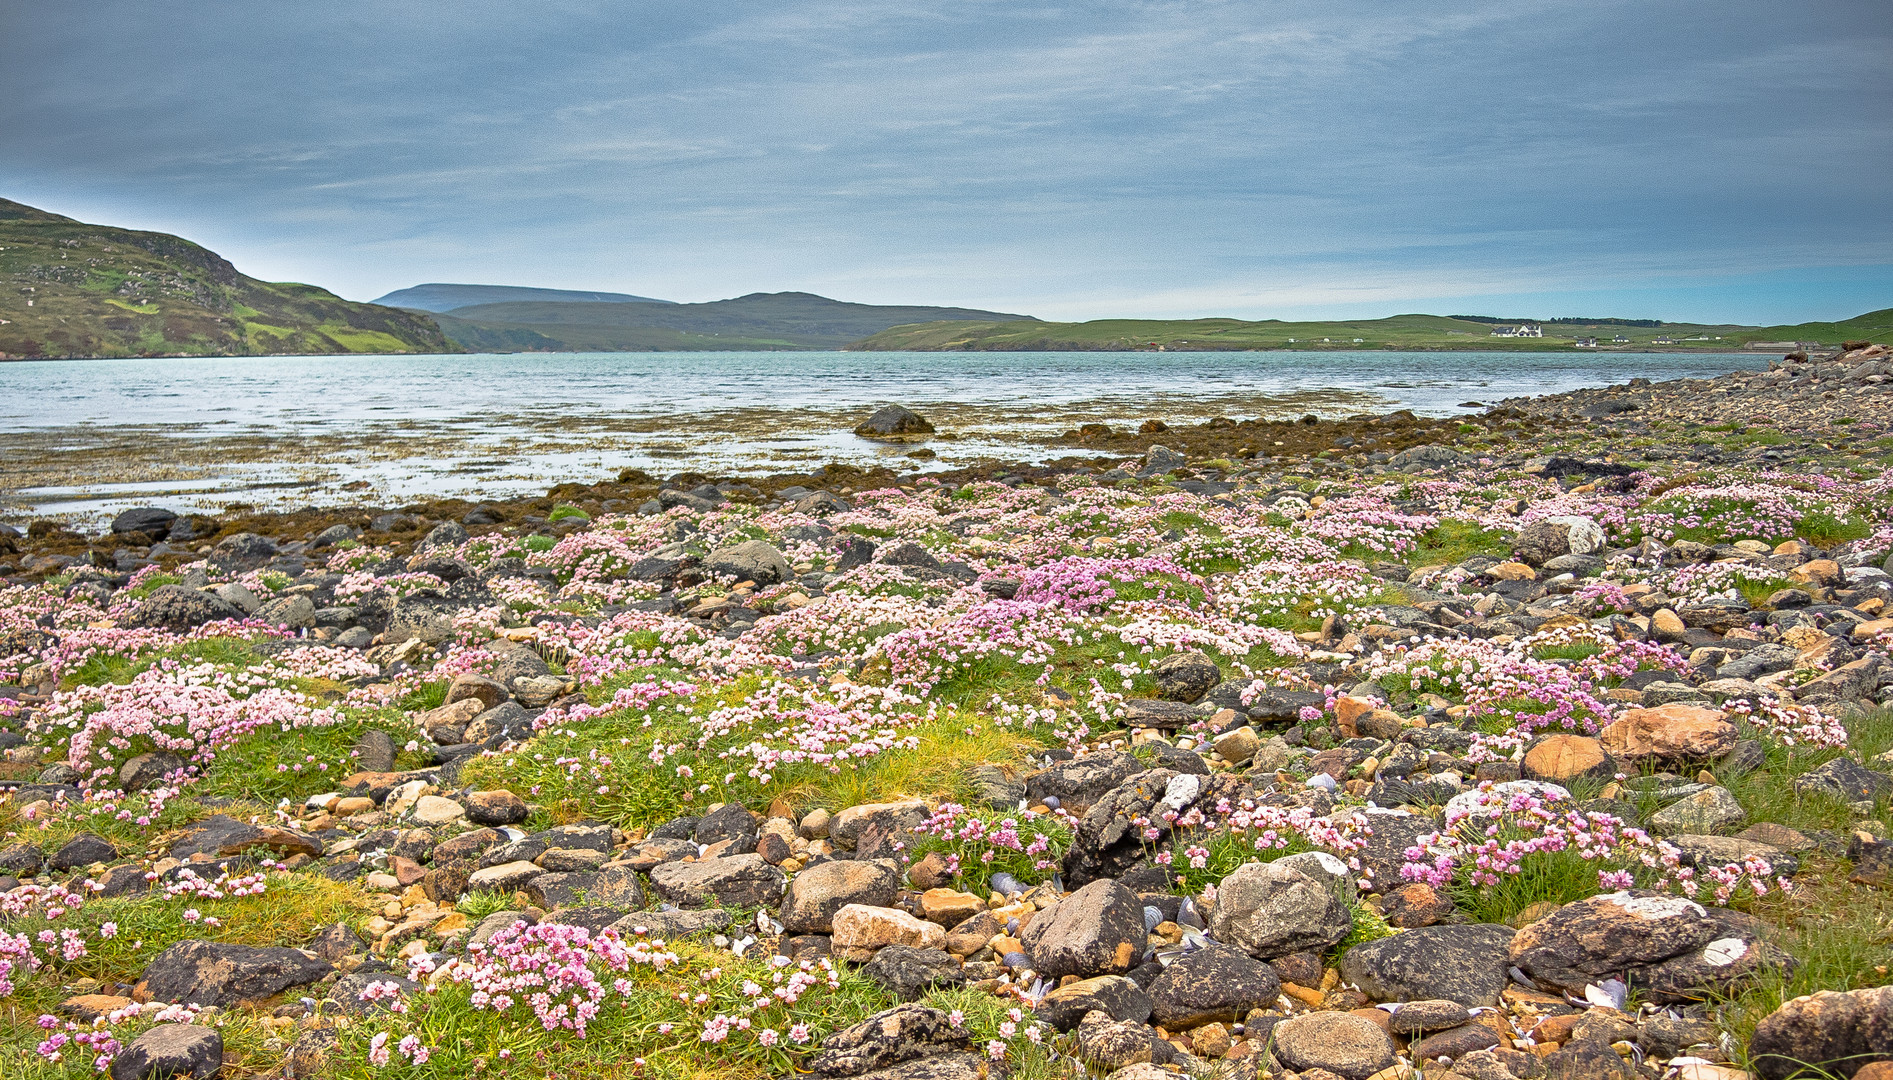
xmin=1406 ymin=519 xmax=1511 ymax=568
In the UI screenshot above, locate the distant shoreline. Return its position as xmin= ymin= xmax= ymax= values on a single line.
xmin=0 ymin=343 xmax=1785 ymax=362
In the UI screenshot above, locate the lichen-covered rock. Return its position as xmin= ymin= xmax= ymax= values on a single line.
xmin=809 ymin=1003 xmax=968 ymax=1077
xmin=648 ymin=853 xmax=784 ymax=909
xmin=1750 ymin=985 xmax=1893 ymax=1079
xmin=1340 ymin=922 xmax=1516 ymax=1006
xmin=1146 ymin=943 xmax=1281 ymax=1029
xmin=1508 ymin=890 xmax=1789 ymax=1002
xmin=109 ymin=1023 xmax=222 ymax=1080
xmin=1020 ymin=878 xmax=1145 ymax=979
xmin=1035 ymin=974 xmax=1152 ymax=1032
xmin=1269 ymin=1011 xmax=1397 ymax=1079
xmin=135 ymin=940 xmax=332 ymax=1007
xmin=127 ymin=586 xmax=242 ymax=632
xmin=1206 ymin=859 xmax=1351 ymax=959
xmin=782 ymin=860 xmax=900 ymax=934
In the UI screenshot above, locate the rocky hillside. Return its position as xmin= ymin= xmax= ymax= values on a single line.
xmin=0 ymin=199 xmax=454 ymax=359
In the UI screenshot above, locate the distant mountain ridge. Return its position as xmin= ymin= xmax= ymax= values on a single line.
xmin=429 ymin=290 xmax=1040 ymax=351
xmin=372 ymin=282 xmax=675 ymax=311
xmin=0 ymin=198 xmax=452 ymax=359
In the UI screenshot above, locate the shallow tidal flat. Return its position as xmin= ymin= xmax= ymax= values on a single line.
xmin=0 ymin=349 xmax=1762 ymax=524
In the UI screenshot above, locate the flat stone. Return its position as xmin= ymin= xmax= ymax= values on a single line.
xmin=135 ymin=940 xmax=331 ymax=1007
xmin=467 ymin=860 xmax=545 ymax=892
xmin=648 ymin=853 xmax=785 ymax=908
xmin=1649 ymin=786 xmax=1747 ymax=835
xmin=832 ymin=904 xmax=947 ymax=962
xmin=1036 ymin=974 xmax=1153 ymax=1032
xmin=109 ymin=1023 xmax=222 ymax=1080
xmin=1270 ymin=1011 xmax=1397 ymax=1079
xmin=1340 ymin=923 xmax=1517 ymax=1006
xmin=1147 ymin=943 xmax=1282 ymax=1029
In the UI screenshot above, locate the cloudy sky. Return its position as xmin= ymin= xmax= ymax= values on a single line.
xmin=3 ymin=1 xmax=1889 ymax=323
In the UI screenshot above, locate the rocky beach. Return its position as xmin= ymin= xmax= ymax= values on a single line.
xmin=0 ymin=344 xmax=1891 ymax=1080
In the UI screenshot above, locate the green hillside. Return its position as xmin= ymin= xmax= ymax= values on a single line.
xmin=0 ymin=198 xmax=454 ymax=359
xmin=426 ymin=291 xmax=1038 ymax=351
xmin=1738 ymin=307 xmax=1893 ymax=345
xmin=849 ymin=308 xmax=1892 ymax=352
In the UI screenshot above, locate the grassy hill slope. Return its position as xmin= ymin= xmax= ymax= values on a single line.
xmin=850 ymin=309 xmax=1891 ymax=352
xmin=428 ymin=291 xmax=1039 ymax=351
xmin=0 ymin=199 xmax=454 ymax=359
xmin=1737 ymin=307 xmax=1893 ymax=345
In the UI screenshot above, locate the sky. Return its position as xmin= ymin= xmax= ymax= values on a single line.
xmin=2 ymin=1 xmax=1889 ymax=324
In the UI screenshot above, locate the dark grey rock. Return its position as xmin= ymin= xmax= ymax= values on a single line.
xmin=810 ymin=1003 xmax=968 ymax=1077
xmin=127 ymin=586 xmax=242 ymax=632
xmin=862 ymin=945 xmax=966 ymax=1001
xmin=109 ymin=1023 xmax=221 ymax=1080
xmin=1147 ymin=943 xmax=1282 ymax=1028
xmin=1340 ymin=923 xmax=1517 ymax=1006
xmin=1020 ymin=878 xmax=1145 ymax=979
xmin=648 ymin=853 xmax=784 ymax=908
xmin=135 ymin=940 xmax=332 ymax=1006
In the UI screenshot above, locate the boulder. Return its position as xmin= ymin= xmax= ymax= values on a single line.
xmin=1206 ymin=859 xmax=1352 ymax=959
xmin=167 ymin=815 xmax=323 ymax=860
xmin=49 ymin=833 xmax=117 ymax=871
xmin=384 ymin=592 xmax=459 ymax=646
xmin=861 ymin=945 xmax=965 ymax=1002
xmin=831 ymin=904 xmax=946 ymax=962
xmin=465 ymin=789 xmax=529 ymax=826
xmin=135 ymin=941 xmax=331 ymax=1007
xmin=1025 ymin=752 xmax=1145 ymax=807
xmin=1020 ymin=878 xmax=1145 ymax=979
xmin=831 ymin=800 xmax=931 ymax=858
xmin=1036 ymin=974 xmax=1152 ymax=1032
xmin=112 ymin=507 xmax=179 ymax=536
xmin=1340 ymin=923 xmax=1516 ymax=1006
xmin=1749 ymin=985 xmax=1893 ymax=1079
xmin=781 ymin=859 xmax=901 ymax=934
xmin=109 ymin=1023 xmax=222 ymax=1080
xmin=1649 ymin=786 xmax=1746 ymax=835
xmin=1152 ymin=651 xmax=1222 ymax=703
xmin=127 ymin=586 xmax=242 ymax=632
xmin=1073 ymin=1012 xmax=1159 ymax=1071
xmin=1145 ymin=445 xmax=1187 ymax=472
xmin=1147 ymin=944 xmax=1282 ymax=1029
xmin=854 ymin=405 xmax=935 ymax=440
xmin=1599 ymin=705 xmax=1736 ymax=765
xmin=1795 ymin=758 xmax=1893 ymax=803
xmin=649 ymin=853 xmax=784 ymax=909
xmin=1522 ymin=735 xmax=1615 ymax=784
xmin=119 ymin=751 xmax=189 ymax=792
xmin=444 ymin=673 xmax=510 ymax=710
xmin=352 ymin=730 xmax=397 ymax=773
xmin=1269 ymin=1011 xmax=1398 ymax=1080
xmin=705 ymin=540 xmax=792 ymax=586
xmin=1509 ymin=890 xmax=1788 ymax=1001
